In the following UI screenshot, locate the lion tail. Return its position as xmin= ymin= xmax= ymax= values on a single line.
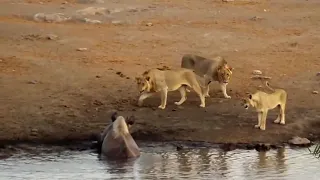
xmin=265 ymin=81 xmax=275 ymax=92
xmin=113 ymin=116 xmax=130 ymax=138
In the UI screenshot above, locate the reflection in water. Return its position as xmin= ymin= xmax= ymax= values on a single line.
xmin=0 ymin=143 xmax=319 ymax=180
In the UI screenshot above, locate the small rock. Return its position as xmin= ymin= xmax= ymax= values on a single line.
xmin=62 ymin=1 xmax=68 ymax=4
xmin=76 ymin=7 xmax=109 ymax=16
xmin=77 ymin=0 xmax=104 ymax=4
xmin=33 ymin=13 xmax=71 ymax=23
xmin=77 ymin=48 xmax=88 ymax=51
xmin=251 ymin=75 xmax=271 ymax=80
xmin=96 ymin=75 xmax=101 ymax=78
xmin=111 ymin=20 xmax=123 ymax=25
xmin=110 ymin=8 xmax=124 ymax=14
xmin=222 ymin=0 xmax=234 ymax=2
xmin=288 ymin=136 xmax=311 ymax=146
xmin=146 ymin=22 xmax=153 ymax=26
xmin=83 ymin=18 xmax=102 ymax=24
xmin=46 ymin=34 xmax=58 ymax=40
xmin=250 ymin=16 xmax=264 ymax=21
xmin=252 ymin=70 xmax=262 ymax=75
xmin=312 ymin=91 xmax=318 ymax=94
xmin=27 ymin=80 xmax=39 ymax=84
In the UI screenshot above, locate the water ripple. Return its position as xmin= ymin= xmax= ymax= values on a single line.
xmin=0 ymin=144 xmax=319 ymax=180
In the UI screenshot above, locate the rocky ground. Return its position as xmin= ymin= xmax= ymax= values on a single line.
xmin=0 ymin=0 xmax=320 ymax=150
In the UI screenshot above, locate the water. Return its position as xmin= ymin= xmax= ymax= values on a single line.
xmin=0 ymin=143 xmax=319 ymax=180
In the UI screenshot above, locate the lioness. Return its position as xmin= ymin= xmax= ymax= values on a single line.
xmin=135 ymin=68 xmax=207 ymax=109
xmin=241 ymin=81 xmax=287 ymax=131
xmin=181 ymin=54 xmax=233 ymax=99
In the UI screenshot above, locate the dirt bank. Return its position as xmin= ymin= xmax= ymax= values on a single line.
xmin=0 ymin=0 xmax=320 ymax=147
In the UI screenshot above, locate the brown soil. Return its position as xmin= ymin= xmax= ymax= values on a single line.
xmin=0 ymin=0 xmax=320 ymax=146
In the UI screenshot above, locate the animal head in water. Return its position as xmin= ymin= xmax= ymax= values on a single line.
xmin=112 ymin=116 xmax=130 ymax=138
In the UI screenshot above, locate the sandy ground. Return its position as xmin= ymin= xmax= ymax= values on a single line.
xmin=0 ymin=0 xmax=320 ymax=146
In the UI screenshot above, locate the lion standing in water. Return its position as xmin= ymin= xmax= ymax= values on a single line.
xmin=181 ymin=54 xmax=233 ymax=99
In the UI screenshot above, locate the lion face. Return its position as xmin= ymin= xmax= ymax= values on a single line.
xmin=135 ymin=77 xmax=151 ymax=93
xmin=218 ymin=64 xmax=233 ymax=84
xmin=241 ymin=95 xmax=253 ymax=109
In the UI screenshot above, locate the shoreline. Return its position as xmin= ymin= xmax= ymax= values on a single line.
xmin=0 ymin=130 xmax=316 ymax=155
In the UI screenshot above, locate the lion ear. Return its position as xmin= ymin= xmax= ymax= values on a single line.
xmin=224 ymin=64 xmax=233 ymax=71
xmin=145 ymin=76 xmax=150 ymax=81
xmin=135 ymin=77 xmax=140 ymax=82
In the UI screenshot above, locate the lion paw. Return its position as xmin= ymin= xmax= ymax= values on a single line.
xmin=174 ymin=102 xmax=181 ymax=105
xmin=205 ymin=94 xmax=211 ymax=98
xmin=273 ymin=119 xmax=280 ymax=124
xmin=199 ymin=104 xmax=205 ymax=108
xmin=259 ymin=126 xmax=266 ymax=131
xmin=158 ymin=105 xmax=166 ymax=109
xmin=254 ymin=125 xmax=260 ymax=128
xmin=224 ymin=95 xmax=231 ymax=99
xmin=280 ymin=121 xmax=285 ymax=125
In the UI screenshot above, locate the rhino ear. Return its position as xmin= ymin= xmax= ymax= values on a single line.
xmin=111 ymin=112 xmax=118 ymax=122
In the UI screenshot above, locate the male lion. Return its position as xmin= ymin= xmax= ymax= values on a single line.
xmin=241 ymin=81 xmax=287 ymax=131
xmin=135 ymin=68 xmax=207 ymax=109
xmin=181 ymin=54 xmax=233 ymax=99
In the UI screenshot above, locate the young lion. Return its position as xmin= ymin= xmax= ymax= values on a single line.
xmin=181 ymin=54 xmax=233 ymax=99
xmin=241 ymin=81 xmax=287 ymax=131
xmin=135 ymin=68 xmax=207 ymax=109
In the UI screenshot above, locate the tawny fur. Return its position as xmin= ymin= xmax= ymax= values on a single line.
xmin=135 ymin=68 xmax=207 ymax=109
xmin=181 ymin=54 xmax=233 ymax=98
xmin=242 ymin=81 xmax=287 ymax=131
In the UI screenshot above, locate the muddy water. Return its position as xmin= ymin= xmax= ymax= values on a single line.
xmin=0 ymin=143 xmax=319 ymax=180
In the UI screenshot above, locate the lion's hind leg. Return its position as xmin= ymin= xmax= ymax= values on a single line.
xmin=191 ymin=84 xmax=205 ymax=108
xmin=279 ymin=103 xmax=286 ymax=125
xmin=175 ymin=86 xmax=187 ymax=106
xmin=204 ymin=84 xmax=210 ymax=98
xmin=273 ymin=105 xmax=281 ymax=124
